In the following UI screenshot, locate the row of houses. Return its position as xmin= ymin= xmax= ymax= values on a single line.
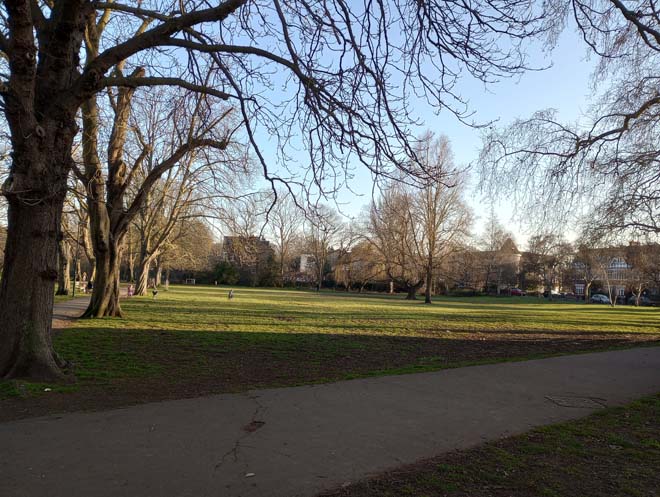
xmin=467 ymin=238 xmax=660 ymax=299
xmin=217 ymin=234 xmax=660 ymax=298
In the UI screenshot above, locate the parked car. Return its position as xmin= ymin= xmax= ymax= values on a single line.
xmin=510 ymin=288 xmax=525 ymax=296
xmin=543 ymin=290 xmax=561 ymax=298
xmin=590 ymin=294 xmax=611 ymax=304
xmin=627 ymin=295 xmax=659 ymax=306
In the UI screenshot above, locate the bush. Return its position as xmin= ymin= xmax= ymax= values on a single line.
xmin=213 ymin=261 xmax=240 ymax=285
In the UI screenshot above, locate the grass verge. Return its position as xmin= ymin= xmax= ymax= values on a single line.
xmin=319 ymin=394 xmax=660 ymax=497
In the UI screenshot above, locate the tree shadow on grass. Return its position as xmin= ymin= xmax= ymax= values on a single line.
xmin=1 ymin=328 xmax=656 ymax=422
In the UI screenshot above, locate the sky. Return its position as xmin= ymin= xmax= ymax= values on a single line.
xmin=0 ymin=8 xmax=599 ymax=250
xmin=325 ymin=26 xmax=598 ymax=249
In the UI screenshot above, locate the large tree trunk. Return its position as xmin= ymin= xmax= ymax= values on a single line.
xmin=0 ymin=200 xmax=69 ymax=381
xmin=0 ymin=98 xmax=79 ymax=380
xmin=406 ymin=284 xmax=419 ymax=300
xmin=56 ymin=240 xmax=71 ymax=295
xmin=154 ymin=259 xmax=162 ymax=287
xmin=0 ymin=0 xmax=87 ymax=379
xmin=135 ymin=256 xmax=154 ymax=296
xmin=83 ymin=240 xmax=124 ymax=318
xmin=82 ymin=182 xmax=126 ymax=318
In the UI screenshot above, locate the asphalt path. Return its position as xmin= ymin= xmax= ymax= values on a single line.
xmin=2 ymin=346 xmax=659 ymax=497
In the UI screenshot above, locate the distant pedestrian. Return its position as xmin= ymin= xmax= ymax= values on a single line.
xmin=228 ymin=289 xmax=234 ymax=300
xmin=127 ymin=284 xmax=134 ymax=297
xmin=86 ymin=280 xmax=93 ymax=293
xmin=152 ymin=284 xmax=159 ymax=300
xmin=214 ymin=280 xmax=218 ymax=286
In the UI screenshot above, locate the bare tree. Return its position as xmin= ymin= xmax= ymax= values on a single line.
xmin=413 ymin=134 xmax=472 ymax=304
xmin=481 ymin=0 xmax=660 ymax=236
xmin=334 ymin=239 xmax=384 ymax=293
xmin=268 ymin=192 xmax=304 ymax=286
xmin=574 ymin=240 xmax=602 ymax=303
xmin=478 ymin=209 xmax=515 ymax=294
xmin=525 ymin=234 xmax=571 ymax=298
xmin=625 ymin=241 xmax=660 ymax=305
xmin=160 ymin=219 xmax=215 ymax=284
xmin=216 ymin=192 xmax=272 ymax=286
xmin=368 ymin=186 xmax=425 ymax=299
xmin=131 ymin=145 xmax=227 ymax=296
xmin=0 ymin=0 xmax=557 ymax=380
xmin=305 ymin=206 xmax=343 ymax=291
xmin=368 ymin=134 xmax=471 ymax=302
xmin=80 ymin=82 xmax=236 ymax=318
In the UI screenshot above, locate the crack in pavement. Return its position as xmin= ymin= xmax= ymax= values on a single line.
xmin=215 ymin=393 xmax=268 ymax=471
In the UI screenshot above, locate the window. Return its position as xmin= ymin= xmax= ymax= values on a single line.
xmin=609 ymin=257 xmax=628 ymax=269
xmin=608 ymin=257 xmax=628 ymax=281
xmin=575 ymin=284 xmax=585 ymax=295
xmin=618 ymin=287 xmax=625 ymax=297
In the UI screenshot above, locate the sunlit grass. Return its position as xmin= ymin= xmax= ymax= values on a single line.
xmin=59 ymin=285 xmax=659 ymax=384
xmin=2 ymin=285 xmax=658 ymax=410
xmin=68 ymin=285 xmax=660 ymax=336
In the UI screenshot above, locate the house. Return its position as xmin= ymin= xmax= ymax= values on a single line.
xmin=472 ymin=237 xmax=523 ymax=293
xmin=571 ymin=242 xmax=660 ymax=300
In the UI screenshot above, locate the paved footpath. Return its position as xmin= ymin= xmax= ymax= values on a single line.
xmin=51 ymin=297 xmax=90 ymax=329
xmin=2 ymin=347 xmax=659 ymax=497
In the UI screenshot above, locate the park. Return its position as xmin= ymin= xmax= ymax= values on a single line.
xmin=1 ymin=286 xmax=660 ymax=496
xmin=1 ymin=0 xmax=660 ymax=496
xmin=3 ymin=286 xmax=659 ymax=418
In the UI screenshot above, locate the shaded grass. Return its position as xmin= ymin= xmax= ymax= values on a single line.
xmin=1 ymin=285 xmax=658 ymax=419
xmin=54 ymin=294 xmax=75 ymax=303
xmin=319 ymin=394 xmax=660 ymax=497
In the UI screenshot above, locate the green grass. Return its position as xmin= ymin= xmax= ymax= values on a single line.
xmin=1 ymin=285 xmax=659 ymax=417
xmin=54 ymin=294 xmax=75 ymax=303
xmin=320 ymin=394 xmax=660 ymax=497
xmin=70 ymin=285 xmax=660 ymax=335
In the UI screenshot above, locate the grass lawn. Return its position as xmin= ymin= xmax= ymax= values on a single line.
xmin=1 ymin=285 xmax=659 ymax=420
xmin=319 ymin=394 xmax=660 ymax=497
xmin=54 ymin=294 xmax=75 ymax=303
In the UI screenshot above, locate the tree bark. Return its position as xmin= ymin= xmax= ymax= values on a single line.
xmin=82 ymin=168 xmax=127 ymax=318
xmin=0 ymin=201 xmax=69 ymax=380
xmin=128 ymin=253 xmax=135 ymax=283
xmin=425 ymin=262 xmax=433 ymax=304
xmin=0 ymin=62 xmax=80 ymax=379
xmin=56 ymin=240 xmax=71 ymax=295
xmin=406 ymin=285 xmax=420 ymax=300
xmin=155 ymin=259 xmax=162 ymax=287
xmin=82 ymin=238 xmax=124 ymax=318
xmin=135 ymin=256 xmax=154 ymax=296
